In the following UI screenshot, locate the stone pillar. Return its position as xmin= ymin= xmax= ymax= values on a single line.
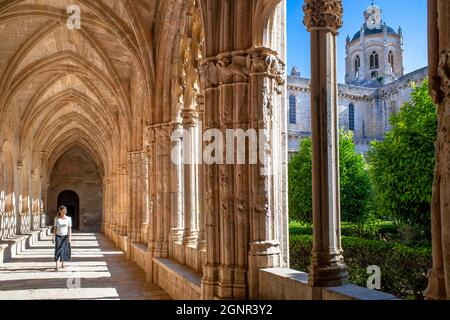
xmin=247 ymin=47 xmax=287 ymax=299
xmin=146 ymin=124 xmax=171 ymax=282
xmin=103 ymin=177 xmax=112 ymax=235
xmin=117 ymin=164 xmax=128 ymax=237
xmin=167 ymin=123 xmax=184 ymax=247
xmin=30 ymin=171 xmax=39 ymax=231
xmin=127 ymin=151 xmax=147 ymax=245
xmin=181 ymin=109 xmax=200 ymax=246
xmin=0 ymin=183 xmax=6 ymax=239
xmin=16 ymin=162 xmax=27 ymax=235
xmin=199 ymin=49 xmax=286 ymax=300
xmin=425 ymin=0 xmax=450 ymax=300
xmin=198 ymin=0 xmax=289 ymax=300
xmin=196 ymin=93 xmax=206 ymax=251
xmin=40 ymin=179 xmax=48 ymax=228
xmin=141 ymin=152 xmax=150 ymax=245
xmin=303 ymin=0 xmax=349 ymax=287
xmin=111 ymin=171 xmax=118 ymax=235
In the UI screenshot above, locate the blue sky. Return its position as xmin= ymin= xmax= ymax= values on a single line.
xmin=287 ymin=0 xmax=428 ymax=83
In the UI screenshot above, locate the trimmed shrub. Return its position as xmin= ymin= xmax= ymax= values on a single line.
xmin=289 ymin=234 xmax=432 ymax=300
xmin=289 ymin=220 xmax=397 ymax=240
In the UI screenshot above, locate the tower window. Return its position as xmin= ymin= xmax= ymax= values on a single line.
xmin=354 ymin=55 xmax=361 ymax=77
xmin=289 ymin=95 xmax=296 ymax=124
xmin=349 ymin=103 xmax=355 ymax=131
xmin=370 ymin=51 xmax=379 ymax=69
xmin=388 ymin=51 xmax=394 ymax=72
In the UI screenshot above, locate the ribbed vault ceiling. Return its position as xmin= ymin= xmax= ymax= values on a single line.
xmin=0 ymin=0 xmax=157 ymax=177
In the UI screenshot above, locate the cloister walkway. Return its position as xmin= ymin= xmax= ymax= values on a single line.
xmin=0 ymin=232 xmax=170 ymax=300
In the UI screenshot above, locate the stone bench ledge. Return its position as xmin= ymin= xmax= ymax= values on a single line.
xmin=259 ymin=268 xmax=399 ymax=300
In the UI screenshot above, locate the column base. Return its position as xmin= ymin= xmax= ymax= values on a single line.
xmin=308 ymin=252 xmax=349 ymax=287
xmin=182 ymin=230 xmax=199 ymax=247
xmin=201 ymin=264 xmax=217 ymax=300
xmin=425 ymin=268 xmax=447 ymax=300
xmin=248 ymin=241 xmax=282 ymax=299
xmin=169 ymin=228 xmax=184 ymax=243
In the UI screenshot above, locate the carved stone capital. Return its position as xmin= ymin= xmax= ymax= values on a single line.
xmin=144 ymin=126 xmax=155 ymax=150
xmin=303 ymin=0 xmax=343 ymax=33
xmin=116 ymin=164 xmax=128 ymax=175
xmin=180 ymin=109 xmax=200 ymax=127
xmin=248 ymin=47 xmax=286 ymax=86
xmin=128 ymin=151 xmax=143 ymax=166
xmin=200 ymin=47 xmax=286 ymax=89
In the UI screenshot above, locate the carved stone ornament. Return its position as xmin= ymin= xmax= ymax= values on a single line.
xmin=199 ymin=47 xmax=286 ymax=89
xmin=180 ymin=109 xmax=200 ymax=127
xmin=303 ymin=0 xmax=343 ymax=33
xmin=143 ymin=126 xmax=155 ymax=150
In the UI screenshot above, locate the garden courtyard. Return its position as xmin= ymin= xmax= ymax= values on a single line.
xmin=288 ymin=81 xmax=435 ymax=299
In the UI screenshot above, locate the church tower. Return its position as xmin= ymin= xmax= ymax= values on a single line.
xmin=345 ymin=2 xmax=404 ymax=86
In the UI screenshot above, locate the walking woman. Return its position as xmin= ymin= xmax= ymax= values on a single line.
xmin=52 ymin=205 xmax=72 ymax=271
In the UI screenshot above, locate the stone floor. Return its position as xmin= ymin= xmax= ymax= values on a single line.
xmin=0 ymin=232 xmax=171 ymax=300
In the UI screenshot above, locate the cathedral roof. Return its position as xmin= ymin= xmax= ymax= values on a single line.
xmin=351 ymin=24 xmax=398 ymax=42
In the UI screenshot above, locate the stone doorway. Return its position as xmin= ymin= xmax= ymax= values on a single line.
xmin=57 ymin=190 xmax=80 ymax=230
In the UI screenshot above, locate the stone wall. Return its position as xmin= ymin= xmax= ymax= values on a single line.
xmin=287 ymin=67 xmax=428 ymax=155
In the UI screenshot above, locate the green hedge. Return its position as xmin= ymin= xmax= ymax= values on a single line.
xmin=290 ymin=235 xmax=432 ymax=300
xmin=289 ymin=221 xmax=397 ymax=240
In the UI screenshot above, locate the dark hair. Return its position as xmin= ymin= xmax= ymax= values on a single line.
xmin=58 ymin=205 xmax=67 ymax=218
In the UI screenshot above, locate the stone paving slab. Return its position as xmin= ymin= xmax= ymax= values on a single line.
xmin=0 ymin=232 xmax=171 ymax=300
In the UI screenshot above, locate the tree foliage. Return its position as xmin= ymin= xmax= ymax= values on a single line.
xmin=367 ymin=80 xmax=437 ymax=233
xmin=288 ymin=130 xmax=372 ymax=223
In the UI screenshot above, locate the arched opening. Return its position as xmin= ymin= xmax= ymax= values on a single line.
xmin=354 ymin=55 xmax=361 ymax=77
xmin=1 ymin=141 xmax=15 ymax=239
xmin=48 ymin=146 xmax=102 ymax=233
xmin=370 ymin=51 xmax=379 ymax=69
xmin=389 ymin=50 xmax=394 ymax=72
xmin=57 ymin=190 xmax=80 ymax=230
xmin=19 ymin=160 xmax=30 ymax=234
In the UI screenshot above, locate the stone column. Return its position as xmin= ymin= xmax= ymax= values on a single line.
xmin=127 ymin=151 xmax=147 ymax=245
xmin=40 ymin=179 xmax=48 ymax=228
xmin=196 ymin=93 xmax=206 ymax=251
xmin=16 ymin=162 xmax=26 ymax=235
xmin=199 ymin=48 xmax=287 ymax=299
xmin=146 ymin=124 xmax=171 ymax=282
xmin=247 ymin=47 xmax=287 ymax=299
xmin=110 ymin=171 xmax=118 ymax=235
xmin=303 ymin=0 xmax=349 ymax=287
xmin=167 ymin=122 xmax=184 ymax=254
xmin=117 ymin=164 xmax=128 ymax=237
xmin=103 ymin=177 xmax=112 ymax=235
xmin=181 ymin=109 xmax=200 ymax=246
xmin=425 ymin=0 xmax=450 ymax=300
xmin=141 ymin=152 xmax=150 ymax=245
xmin=198 ymin=0 xmax=289 ymax=299
xmin=30 ymin=171 xmax=39 ymax=231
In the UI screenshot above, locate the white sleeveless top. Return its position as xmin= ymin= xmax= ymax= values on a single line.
xmin=54 ymin=216 xmax=72 ymax=236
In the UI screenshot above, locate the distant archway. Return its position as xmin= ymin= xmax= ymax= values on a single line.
xmin=57 ymin=190 xmax=80 ymax=230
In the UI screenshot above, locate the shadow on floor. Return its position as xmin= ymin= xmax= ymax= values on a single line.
xmin=0 ymin=232 xmax=171 ymax=300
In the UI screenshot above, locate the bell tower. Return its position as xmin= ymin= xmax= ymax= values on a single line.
xmin=364 ymin=2 xmax=382 ymax=30
xmin=345 ymin=1 xmax=404 ymax=86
